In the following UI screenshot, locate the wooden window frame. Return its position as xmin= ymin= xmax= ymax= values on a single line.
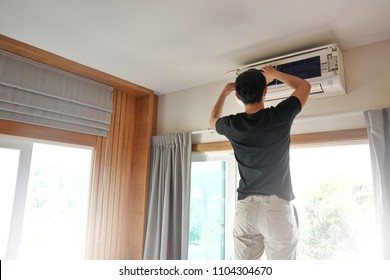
xmin=192 ymin=128 xmax=368 ymax=152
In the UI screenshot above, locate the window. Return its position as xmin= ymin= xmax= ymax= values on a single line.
xmin=188 ymin=152 xmax=236 ymax=260
xmin=0 ymin=146 xmax=22 ymax=258
xmin=189 ymin=142 xmax=375 ymax=260
xmin=0 ymin=135 xmax=93 ymax=259
xmin=290 ymin=143 xmax=375 ymax=259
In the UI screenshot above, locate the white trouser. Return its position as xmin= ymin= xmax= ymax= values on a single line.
xmin=233 ymin=195 xmax=299 ymax=260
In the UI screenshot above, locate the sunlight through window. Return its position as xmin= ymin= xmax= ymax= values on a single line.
xmin=19 ymin=143 xmax=92 ymax=259
xmin=290 ymin=144 xmax=375 ymax=259
xmin=0 ymin=148 xmax=20 ymax=259
xmin=0 ymin=136 xmax=93 ymax=260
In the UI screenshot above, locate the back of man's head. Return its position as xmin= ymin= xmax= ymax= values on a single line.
xmin=235 ymin=68 xmax=266 ymax=104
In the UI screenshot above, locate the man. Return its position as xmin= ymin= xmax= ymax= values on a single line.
xmin=209 ymin=65 xmax=311 ymax=260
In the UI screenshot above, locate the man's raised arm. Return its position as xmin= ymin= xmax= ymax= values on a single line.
xmin=209 ymin=82 xmax=235 ymax=130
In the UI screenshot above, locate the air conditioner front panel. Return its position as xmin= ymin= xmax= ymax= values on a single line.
xmin=237 ymin=44 xmax=339 ymax=75
xmin=265 ymin=76 xmax=344 ymax=103
xmin=264 ymin=83 xmax=323 ymax=102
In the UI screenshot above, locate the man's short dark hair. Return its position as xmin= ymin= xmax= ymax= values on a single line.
xmin=235 ymin=68 xmax=266 ymax=104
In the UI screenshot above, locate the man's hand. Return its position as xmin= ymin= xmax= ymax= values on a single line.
xmin=261 ymin=65 xmax=278 ymax=84
xmin=210 ymin=82 xmax=235 ymax=130
xmin=261 ymin=65 xmax=311 ymax=107
xmin=221 ymin=82 xmax=235 ymax=97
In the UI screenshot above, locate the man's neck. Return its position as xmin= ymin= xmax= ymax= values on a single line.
xmin=245 ymin=101 xmax=265 ymax=114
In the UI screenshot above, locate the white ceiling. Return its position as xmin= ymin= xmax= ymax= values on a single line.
xmin=1 ymin=0 xmax=390 ymax=95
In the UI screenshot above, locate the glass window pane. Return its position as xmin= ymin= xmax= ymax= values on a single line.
xmin=290 ymin=144 xmax=375 ymax=259
xmin=188 ymin=160 xmax=226 ymax=260
xmin=19 ymin=143 xmax=92 ymax=259
xmin=0 ymin=148 xmax=20 ymax=259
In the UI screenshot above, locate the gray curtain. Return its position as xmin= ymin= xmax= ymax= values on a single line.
xmin=364 ymin=108 xmax=390 ymax=259
xmin=143 ymin=133 xmax=192 ymax=260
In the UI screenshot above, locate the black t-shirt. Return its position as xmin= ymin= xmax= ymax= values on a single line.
xmin=216 ymin=96 xmax=302 ymax=201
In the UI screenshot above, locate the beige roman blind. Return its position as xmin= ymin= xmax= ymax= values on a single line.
xmin=0 ymin=50 xmax=113 ymax=136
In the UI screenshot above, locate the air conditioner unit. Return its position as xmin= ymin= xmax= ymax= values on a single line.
xmin=227 ymin=44 xmax=346 ymax=103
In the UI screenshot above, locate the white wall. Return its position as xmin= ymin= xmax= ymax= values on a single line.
xmin=157 ymin=39 xmax=390 ymax=144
